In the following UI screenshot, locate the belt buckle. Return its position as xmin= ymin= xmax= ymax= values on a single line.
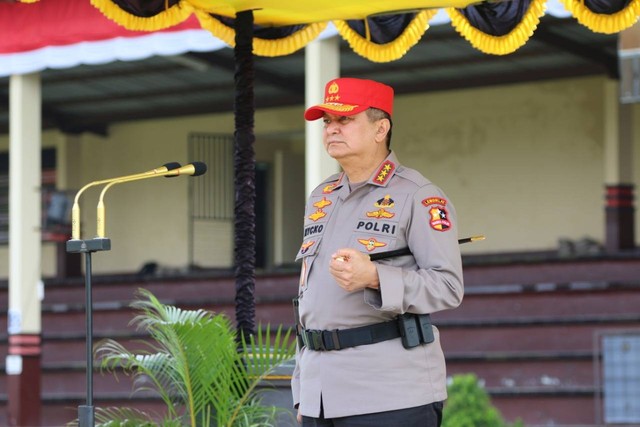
xmin=310 ymin=330 xmax=324 ymax=351
xmin=300 ymin=330 xmax=310 ymax=348
xmin=320 ymin=330 xmax=340 ymax=351
xmin=302 ymin=330 xmax=325 ymax=351
xmin=303 ymin=329 xmax=341 ymax=351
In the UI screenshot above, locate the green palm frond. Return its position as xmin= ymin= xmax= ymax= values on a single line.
xmin=94 ymin=288 xmax=296 ymax=427
xmin=94 ymin=407 xmax=163 ymax=427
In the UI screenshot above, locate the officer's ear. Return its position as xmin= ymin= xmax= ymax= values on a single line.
xmin=375 ymin=118 xmax=391 ymax=142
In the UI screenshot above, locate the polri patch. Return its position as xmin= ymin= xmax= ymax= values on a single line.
xmin=422 ymin=197 xmax=451 ymax=232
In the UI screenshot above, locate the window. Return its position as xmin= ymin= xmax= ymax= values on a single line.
xmin=0 ymin=148 xmax=62 ymax=243
xmin=187 ymin=133 xmax=269 ymax=269
xmin=188 ymin=133 xmax=235 ymax=268
xmin=601 ymin=332 xmax=640 ymax=424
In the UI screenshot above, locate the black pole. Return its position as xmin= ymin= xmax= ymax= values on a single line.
xmin=233 ymin=10 xmax=256 ymax=344
xmin=66 ymin=238 xmax=111 ymax=427
xmin=78 ymin=251 xmax=94 ymax=427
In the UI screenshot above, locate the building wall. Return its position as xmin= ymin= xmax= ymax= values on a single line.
xmin=394 ymin=76 xmax=609 ymax=255
xmin=62 ymin=106 xmax=305 ymax=274
xmin=0 ymin=75 xmax=638 ymax=277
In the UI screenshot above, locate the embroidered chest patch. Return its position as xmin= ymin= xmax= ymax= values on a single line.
xmin=357 ymin=237 xmax=387 ymax=252
xmin=308 ymin=196 xmax=334 ymax=222
xmin=323 ymin=183 xmax=338 ymax=194
xmin=299 ymin=240 xmax=315 ymax=254
xmin=366 ymin=208 xmax=395 ymax=219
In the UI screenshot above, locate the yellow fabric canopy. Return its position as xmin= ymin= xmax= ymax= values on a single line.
xmin=166 ymin=0 xmax=479 ymax=26
xmin=24 ymin=0 xmax=640 ymax=61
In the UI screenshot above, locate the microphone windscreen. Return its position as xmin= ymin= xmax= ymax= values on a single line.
xmin=191 ymin=162 xmax=208 ymax=176
xmin=163 ymin=162 xmax=182 ymax=177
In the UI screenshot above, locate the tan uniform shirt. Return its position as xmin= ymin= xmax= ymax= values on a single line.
xmin=291 ymin=152 xmax=464 ymax=418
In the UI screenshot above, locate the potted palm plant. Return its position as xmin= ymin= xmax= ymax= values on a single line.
xmin=86 ymin=288 xmax=296 ymax=427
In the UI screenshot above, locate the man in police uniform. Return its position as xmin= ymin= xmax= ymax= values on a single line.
xmin=292 ymin=77 xmax=464 ymax=426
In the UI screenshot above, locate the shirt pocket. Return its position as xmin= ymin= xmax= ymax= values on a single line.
xmin=295 ymin=236 xmax=322 ymax=294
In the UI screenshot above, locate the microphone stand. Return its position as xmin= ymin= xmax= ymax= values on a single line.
xmin=66 ymin=237 xmax=111 ymax=427
xmin=64 ymin=161 xmax=205 ymax=427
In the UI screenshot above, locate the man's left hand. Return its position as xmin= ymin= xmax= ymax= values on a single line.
xmin=329 ymin=248 xmax=380 ymax=292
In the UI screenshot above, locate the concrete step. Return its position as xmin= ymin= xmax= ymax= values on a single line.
xmin=2 ymin=263 xmax=639 ymax=427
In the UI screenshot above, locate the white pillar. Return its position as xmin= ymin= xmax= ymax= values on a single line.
xmin=7 ymin=72 xmax=43 ymax=426
xmin=8 ymin=73 xmax=42 ymax=336
xmin=305 ymin=36 xmax=340 ymax=197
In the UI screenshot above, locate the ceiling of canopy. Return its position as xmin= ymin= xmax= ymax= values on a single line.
xmin=0 ymin=12 xmax=618 ymax=136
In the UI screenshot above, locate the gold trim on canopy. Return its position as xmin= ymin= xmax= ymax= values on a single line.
xmin=196 ymin=11 xmax=328 ymax=56
xmin=81 ymin=0 xmax=640 ymax=58
xmin=559 ymin=0 xmax=640 ymax=34
xmin=91 ymin=0 xmax=194 ymax=31
xmin=333 ymin=11 xmax=436 ymax=63
xmin=447 ymin=0 xmax=546 ymax=55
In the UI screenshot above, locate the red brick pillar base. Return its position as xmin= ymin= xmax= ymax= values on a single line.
xmin=7 ymin=334 xmax=42 ymax=427
xmin=605 ymin=184 xmax=636 ymax=253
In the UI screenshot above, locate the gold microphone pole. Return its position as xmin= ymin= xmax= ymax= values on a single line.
xmin=95 ymin=162 xmax=207 ymax=238
xmin=70 ymin=162 xmax=182 ymax=240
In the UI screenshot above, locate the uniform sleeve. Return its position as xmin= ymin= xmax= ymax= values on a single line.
xmin=365 ymin=183 xmax=464 ymax=314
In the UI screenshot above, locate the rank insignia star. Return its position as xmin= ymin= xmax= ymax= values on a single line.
xmin=358 ymin=237 xmax=387 ymax=252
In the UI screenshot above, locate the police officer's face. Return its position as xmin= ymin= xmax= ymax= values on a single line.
xmin=322 ymin=112 xmax=383 ymax=161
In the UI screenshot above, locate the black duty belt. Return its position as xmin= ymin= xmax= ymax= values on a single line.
xmin=300 ymin=320 xmax=401 ymax=351
xmin=293 ymin=298 xmax=434 ymax=351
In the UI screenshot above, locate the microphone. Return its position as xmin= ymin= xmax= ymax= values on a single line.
xmin=96 ymin=162 xmax=207 ymax=237
xmin=71 ymin=162 xmax=181 ymax=240
xmin=163 ymin=162 xmax=207 ymax=178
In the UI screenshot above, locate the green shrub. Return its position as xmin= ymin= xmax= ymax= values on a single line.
xmin=70 ymin=288 xmax=296 ymax=427
xmin=443 ymin=373 xmax=524 ymax=427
